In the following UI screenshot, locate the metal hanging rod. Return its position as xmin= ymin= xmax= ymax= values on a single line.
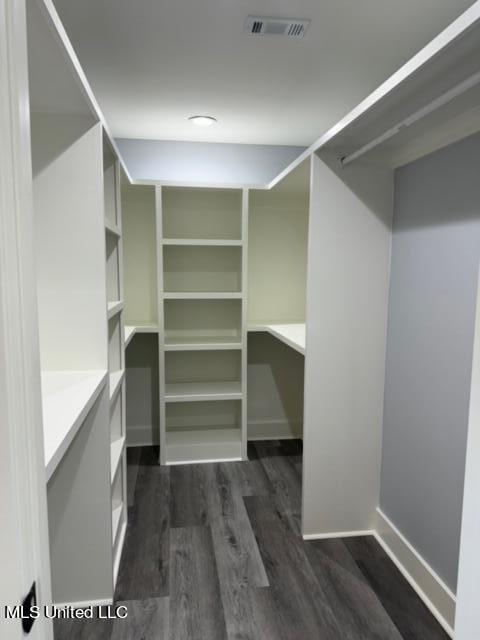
xmin=340 ymin=68 xmax=480 ymax=166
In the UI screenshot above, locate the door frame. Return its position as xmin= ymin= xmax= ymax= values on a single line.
xmin=0 ymin=0 xmax=52 ymax=637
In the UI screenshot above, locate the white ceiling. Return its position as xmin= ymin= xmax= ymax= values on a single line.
xmin=53 ymin=0 xmax=474 ymax=147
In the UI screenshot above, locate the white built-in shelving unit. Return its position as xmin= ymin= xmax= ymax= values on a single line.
xmin=158 ymin=187 xmax=249 ymax=464
xmin=24 ymin=0 xmax=128 ymax=607
xmin=104 ymin=137 xmax=128 ymax=585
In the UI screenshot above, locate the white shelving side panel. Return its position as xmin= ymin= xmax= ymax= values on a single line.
xmin=166 ymin=428 xmax=243 ymax=465
xmin=248 ymin=323 xmax=306 ymax=356
xmin=42 ymin=370 xmax=108 ymax=481
xmin=162 ymin=238 xmax=242 ymax=246
xmin=165 ymin=381 xmax=242 ymax=403
xmin=110 ymin=437 xmax=126 ymax=484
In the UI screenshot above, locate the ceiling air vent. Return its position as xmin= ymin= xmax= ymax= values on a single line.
xmin=245 ymin=16 xmax=310 ymax=38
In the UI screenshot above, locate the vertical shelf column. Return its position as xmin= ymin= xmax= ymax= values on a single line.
xmin=241 ymin=189 xmax=249 ymax=460
xmin=103 ymin=138 xmax=127 ymax=585
xmin=157 ymin=187 xmax=247 ymax=464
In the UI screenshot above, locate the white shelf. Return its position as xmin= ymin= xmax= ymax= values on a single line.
xmin=124 ymin=324 xmax=159 ymax=348
xmin=165 ymin=381 xmax=242 ymax=403
xmin=112 ymin=503 xmax=123 ymax=544
xmin=164 ymin=335 xmax=242 ymax=351
xmin=163 ymin=292 xmax=242 ymax=300
xmin=109 ymin=369 xmax=125 ymax=401
xmin=41 ymin=370 xmax=108 ymax=481
xmin=162 ymin=238 xmax=242 ymax=246
xmin=166 ymin=428 xmax=242 ymax=465
xmin=248 ymin=323 xmax=306 ymax=355
xmin=125 ymin=325 xmax=135 ymax=347
xmin=107 ymin=300 xmax=123 ymax=319
xmin=105 ymin=218 xmax=121 ymax=237
xmin=110 ymin=437 xmax=125 ymax=484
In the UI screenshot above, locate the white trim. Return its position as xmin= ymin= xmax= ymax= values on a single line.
xmin=374 ymin=508 xmax=455 ymax=637
xmin=134 ymin=177 xmax=265 ymax=190
xmin=247 ymin=419 xmax=303 ymax=441
xmin=0 ymin=0 xmax=53 ymax=636
xmin=166 ymin=456 xmax=242 ymax=466
xmin=53 ymin=598 xmax=113 ymax=609
xmin=302 ymin=530 xmax=374 ymax=541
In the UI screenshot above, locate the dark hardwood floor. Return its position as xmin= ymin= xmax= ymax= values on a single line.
xmin=55 ymin=441 xmax=450 ymax=640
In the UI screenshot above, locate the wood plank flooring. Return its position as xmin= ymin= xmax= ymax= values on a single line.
xmin=54 ymin=441 xmax=450 ymax=640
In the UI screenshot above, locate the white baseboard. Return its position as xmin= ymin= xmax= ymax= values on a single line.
xmin=113 ymin=519 xmax=127 ymax=587
xmin=303 ymin=529 xmax=374 ymax=541
xmin=126 ymin=424 xmax=158 ymax=447
xmin=53 ymin=598 xmax=113 ymax=609
xmin=247 ymin=418 xmax=303 ymax=440
xmin=374 ymin=508 xmax=455 ymax=637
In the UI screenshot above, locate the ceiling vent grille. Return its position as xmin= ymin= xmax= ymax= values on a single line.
xmin=245 ymin=16 xmax=310 ymax=38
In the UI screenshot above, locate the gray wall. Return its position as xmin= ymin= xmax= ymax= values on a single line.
xmin=116 ymin=138 xmax=304 ymax=187
xmin=380 ymin=133 xmax=480 ymax=591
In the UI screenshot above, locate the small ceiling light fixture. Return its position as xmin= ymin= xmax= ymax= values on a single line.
xmin=189 ymin=115 xmax=218 ymax=127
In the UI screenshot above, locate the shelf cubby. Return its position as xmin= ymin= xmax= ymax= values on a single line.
xmin=165 ymin=350 xmax=241 ymax=403
xmin=164 ymin=299 xmax=242 ymax=348
xmin=109 ymin=385 xmax=123 ymax=442
xmin=106 ymin=233 xmax=121 ymax=303
xmin=108 ymin=315 xmax=122 ymax=374
xmin=111 ymin=462 xmax=124 ymax=544
xmin=162 ymin=187 xmax=242 ymax=240
xmin=163 ymin=245 xmax=242 ymax=293
xmin=165 ymin=400 xmax=242 ymax=464
xmin=104 ymin=144 xmax=119 ymax=227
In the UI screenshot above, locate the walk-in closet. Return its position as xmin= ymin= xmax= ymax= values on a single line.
xmin=2 ymin=0 xmax=480 ymax=639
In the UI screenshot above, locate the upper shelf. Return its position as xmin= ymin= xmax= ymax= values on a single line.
xmin=124 ymin=324 xmax=159 ymax=348
xmin=162 ymin=239 xmax=242 ymax=247
xmin=42 ymin=370 xmax=108 ymax=481
xmin=313 ymin=3 xmax=480 ymax=168
xmin=249 ymin=323 xmax=306 ymax=356
xmin=163 ymin=292 xmax=243 ymax=300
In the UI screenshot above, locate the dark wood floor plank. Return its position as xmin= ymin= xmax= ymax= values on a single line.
xmin=305 ymin=538 xmax=403 ymax=640
xmin=170 ymin=464 xmax=208 ymax=528
xmin=202 ymin=463 xmax=269 ymax=639
xmin=228 ymin=458 xmax=272 ymax=497
xmin=115 ymin=448 xmax=170 ymax=601
xmin=344 ymin=536 xmax=450 ymax=640
xmin=53 ymin=608 xmax=113 ymax=640
xmin=126 ymin=447 xmax=142 ymax=508
xmin=253 ymin=441 xmax=302 ymax=535
xmin=205 ymin=463 xmax=269 ymax=588
xmin=244 ymin=495 xmax=342 ymax=640
xmin=169 ymin=526 xmax=227 ymax=640
xmin=111 ymin=598 xmax=169 ymax=640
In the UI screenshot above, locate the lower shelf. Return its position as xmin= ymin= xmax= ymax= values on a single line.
xmin=165 ymin=381 xmax=242 ymax=402
xmin=166 ymin=428 xmax=242 ymax=464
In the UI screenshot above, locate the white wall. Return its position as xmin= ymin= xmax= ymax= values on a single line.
xmin=248 ymin=162 xmax=309 ymax=325
xmin=454 ymin=267 xmax=480 ymax=639
xmin=380 ymin=134 xmax=480 ymax=590
xmin=247 ymin=161 xmax=309 ymax=440
xmin=302 ymin=153 xmax=393 ymax=536
xmin=122 ymin=183 xmax=157 ymax=326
